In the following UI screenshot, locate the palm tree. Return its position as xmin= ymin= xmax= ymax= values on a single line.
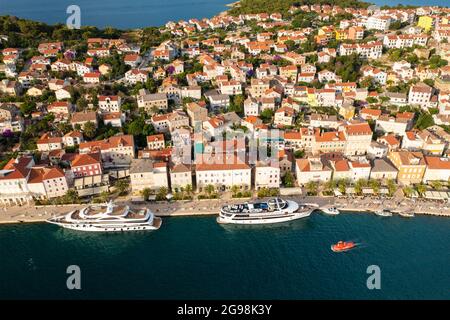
xmin=305 ymin=181 xmax=318 ymax=196
xmin=387 ymin=179 xmax=397 ymax=197
xmin=430 ymin=180 xmax=443 ymax=191
xmin=370 ymin=179 xmax=381 ymax=195
xmin=416 ymin=183 xmax=427 ymax=196
xmin=231 ymin=185 xmax=240 ymax=196
xmin=403 ymin=186 xmax=414 ymax=198
xmin=324 ymin=179 xmax=336 ymax=193
xmin=185 ymin=184 xmax=193 ymax=198
xmin=99 ymin=191 xmax=109 ymax=203
xmin=141 ymin=188 xmax=152 ymax=201
xmin=115 ymin=179 xmax=130 ymax=195
xmin=354 ymin=179 xmax=367 ymax=196
xmin=64 ymin=189 xmax=79 ymax=204
xmin=337 ymin=179 xmax=347 ymax=195
xmin=205 ymin=184 xmax=215 ymax=197
xmin=156 ymin=187 xmax=168 ymax=201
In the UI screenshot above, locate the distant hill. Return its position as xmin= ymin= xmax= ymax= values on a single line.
xmin=229 ymin=0 xmax=371 ymax=16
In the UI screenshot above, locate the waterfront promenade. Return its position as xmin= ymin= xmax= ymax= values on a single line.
xmin=1 ymin=195 xmax=450 ymax=225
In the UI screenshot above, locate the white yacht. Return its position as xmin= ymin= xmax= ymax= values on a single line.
xmin=47 ymin=201 xmax=162 ymax=232
xmin=322 ymin=206 xmax=340 ymax=215
xmin=217 ymin=198 xmax=315 ymax=225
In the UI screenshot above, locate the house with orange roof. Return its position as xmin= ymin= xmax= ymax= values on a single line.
xmin=98 ymin=95 xmax=122 ymax=113
xmin=146 ymin=134 xmax=165 ymax=150
xmin=340 ymin=122 xmax=373 ymax=156
xmin=377 ymin=134 xmax=401 ymax=151
xmin=37 ymin=133 xmax=63 ymax=152
xmin=63 ymin=131 xmax=84 ymax=147
xmin=423 ymin=156 xmax=450 ymax=182
xmin=388 ymin=150 xmax=426 ymax=185
xmin=274 ymin=106 xmax=295 ymax=127
xmin=360 ymin=108 xmax=382 ymax=120
xmin=79 ymin=135 xmax=135 ymax=165
xmin=0 ymin=156 xmax=35 ymax=205
xmin=295 ymin=156 xmax=332 ymax=185
xmin=195 ymin=154 xmax=251 ymax=192
xmin=71 ymin=152 xmax=102 ymax=178
xmin=27 ymin=167 xmax=69 ymax=199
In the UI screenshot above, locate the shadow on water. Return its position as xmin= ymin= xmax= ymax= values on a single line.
xmin=218 ymin=217 xmax=314 ymax=234
xmin=48 ymin=223 xmax=159 ymax=253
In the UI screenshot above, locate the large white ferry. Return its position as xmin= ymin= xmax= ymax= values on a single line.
xmin=217 ymin=198 xmax=316 ymax=225
xmin=47 ymin=201 xmax=162 ymax=232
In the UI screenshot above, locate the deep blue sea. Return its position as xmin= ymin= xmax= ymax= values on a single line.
xmin=1 ymin=213 xmax=450 ymax=299
xmin=0 ymin=0 xmax=448 ymax=29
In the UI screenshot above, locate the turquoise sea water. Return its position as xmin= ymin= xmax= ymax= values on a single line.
xmin=1 ymin=212 xmax=450 ymax=299
xmin=0 ymin=0 xmax=232 ymax=29
xmin=0 ymin=0 xmax=448 ymax=29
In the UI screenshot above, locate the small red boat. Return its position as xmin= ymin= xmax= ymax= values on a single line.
xmin=331 ymin=241 xmax=356 ymax=252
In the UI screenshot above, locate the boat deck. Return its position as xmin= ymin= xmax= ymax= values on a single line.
xmin=85 ymin=205 xmax=127 ymax=216
xmin=153 ymin=217 xmax=162 ymax=229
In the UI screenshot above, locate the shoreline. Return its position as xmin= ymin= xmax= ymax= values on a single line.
xmin=2 ymin=198 xmax=450 ymax=225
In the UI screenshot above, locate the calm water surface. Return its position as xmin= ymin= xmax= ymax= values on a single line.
xmin=1 ymin=212 xmax=450 ymax=299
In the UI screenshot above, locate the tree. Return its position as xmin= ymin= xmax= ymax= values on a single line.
xmin=19 ymin=101 xmax=36 ymax=117
xmin=294 ymin=149 xmax=305 ymax=159
xmin=324 ymin=179 xmax=336 ymax=193
xmin=415 ymin=112 xmax=434 ymax=130
xmin=260 ymin=109 xmax=274 ymax=123
xmin=64 ymin=189 xmax=79 ymax=204
xmin=387 ymin=179 xmax=397 ymax=197
xmin=370 ymin=179 xmax=381 ymax=195
xmin=229 ymin=95 xmax=245 ymax=115
xmin=257 ymin=187 xmax=270 ymax=198
xmin=83 ymin=121 xmax=97 ymax=139
xmin=99 ymin=191 xmax=109 ymax=203
xmin=305 ymin=181 xmax=318 ymax=196
xmin=141 ymin=188 xmax=152 ymax=201
xmin=430 ymin=180 xmax=443 ymax=191
xmin=185 ymin=184 xmax=193 ymax=196
xmin=416 ymin=183 xmax=427 ymax=196
xmin=354 ymin=179 xmax=367 ymax=196
xmin=156 ymin=187 xmax=168 ymax=201
xmin=403 ymin=186 xmax=414 ymax=198
xmin=231 ymin=185 xmax=240 ymax=196
xmin=115 ymin=179 xmax=130 ymax=195
xmin=282 ymin=171 xmax=295 ymax=187
xmin=205 ymin=184 xmax=215 ymax=197
xmin=338 ymin=179 xmax=347 ymax=195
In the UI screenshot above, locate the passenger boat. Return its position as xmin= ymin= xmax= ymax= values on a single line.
xmin=321 ymin=206 xmax=340 ymax=215
xmin=374 ymin=208 xmax=392 ymax=217
xmin=331 ymin=241 xmax=356 ymax=252
xmin=47 ymin=201 xmax=162 ymax=232
xmin=217 ymin=198 xmax=315 ymax=225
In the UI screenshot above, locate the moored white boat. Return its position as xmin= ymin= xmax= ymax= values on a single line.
xmin=217 ymin=198 xmax=315 ymax=225
xmin=321 ymin=206 xmax=340 ymax=215
xmin=374 ymin=208 xmax=392 ymax=217
xmin=398 ymin=211 xmax=415 ymax=218
xmin=47 ymin=201 xmax=162 ymax=232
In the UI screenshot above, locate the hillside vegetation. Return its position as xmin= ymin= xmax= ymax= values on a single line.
xmin=229 ymin=0 xmax=371 ymax=16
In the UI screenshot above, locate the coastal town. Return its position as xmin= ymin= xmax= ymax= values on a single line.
xmin=1 ymin=1 xmax=450 ymax=223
